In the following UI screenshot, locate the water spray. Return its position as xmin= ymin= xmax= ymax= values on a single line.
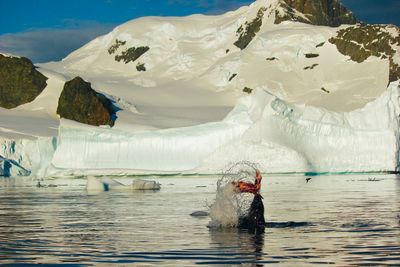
xmin=208 ymin=161 xmax=260 ymax=228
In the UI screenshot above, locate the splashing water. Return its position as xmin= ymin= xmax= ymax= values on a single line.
xmin=208 ymin=161 xmax=259 ymax=228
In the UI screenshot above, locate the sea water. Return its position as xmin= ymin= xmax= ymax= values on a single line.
xmin=0 ymin=174 xmax=399 ymax=266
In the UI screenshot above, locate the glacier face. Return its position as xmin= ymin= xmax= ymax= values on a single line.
xmin=197 ymin=82 xmax=400 ymax=173
xmin=51 ymin=98 xmax=253 ymax=173
xmin=0 ymin=137 xmax=56 ymax=177
xmin=2 ymin=83 xmax=400 ymax=177
xmin=45 ymin=82 xmax=400 ymax=175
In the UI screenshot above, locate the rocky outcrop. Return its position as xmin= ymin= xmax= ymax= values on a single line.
xmin=234 ymin=7 xmax=267 ymax=50
xmin=57 ymin=77 xmax=115 ymax=126
xmin=233 ymin=0 xmax=356 ymax=50
xmin=275 ymin=0 xmax=357 ymax=27
xmin=108 ymin=39 xmax=127 ymax=55
xmin=329 ymin=24 xmax=400 ymax=82
xmin=243 ymin=87 xmax=253 ymax=94
xmin=136 ymin=62 xmax=146 ymax=72
xmin=107 ymin=39 xmax=150 ymax=64
xmin=0 ymin=54 xmax=47 ymax=109
xmin=114 ymin=46 xmax=149 ymax=64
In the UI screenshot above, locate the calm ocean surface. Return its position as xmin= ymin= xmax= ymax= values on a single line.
xmin=0 ymin=174 xmax=399 ymax=266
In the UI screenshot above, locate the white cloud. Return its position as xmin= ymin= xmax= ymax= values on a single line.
xmin=167 ymin=0 xmax=252 ymax=14
xmin=0 ymin=21 xmax=114 ymax=63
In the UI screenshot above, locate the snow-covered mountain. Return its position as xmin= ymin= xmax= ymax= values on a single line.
xmin=1 ymin=0 xmax=399 ymax=177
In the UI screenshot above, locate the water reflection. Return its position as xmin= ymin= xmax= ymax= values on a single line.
xmin=209 ymin=229 xmax=267 ymax=265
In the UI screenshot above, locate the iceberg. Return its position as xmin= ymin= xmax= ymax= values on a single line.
xmin=50 ymin=97 xmax=253 ymax=173
xmin=46 ymin=82 xmax=400 ymax=175
xmin=2 ymin=82 xmax=399 ymax=177
xmin=201 ymin=82 xmax=400 ymax=173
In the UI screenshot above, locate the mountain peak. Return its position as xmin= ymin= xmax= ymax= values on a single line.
xmin=253 ymin=0 xmax=358 ymax=27
xmin=231 ymin=0 xmax=357 ymax=50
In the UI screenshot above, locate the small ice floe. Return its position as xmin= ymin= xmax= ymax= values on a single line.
xmin=86 ymin=176 xmax=126 ymax=192
xmin=86 ymin=176 xmax=161 ymax=192
xmin=131 ymin=179 xmax=161 ymax=190
xmin=190 ymin=211 xmax=209 ymax=217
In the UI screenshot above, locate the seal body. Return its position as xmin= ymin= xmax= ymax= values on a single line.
xmin=238 ymin=194 xmax=265 ymax=234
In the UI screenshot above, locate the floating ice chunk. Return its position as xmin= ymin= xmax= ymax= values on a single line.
xmin=86 ymin=176 xmax=161 ymax=191
xmin=131 ymin=179 xmax=161 ymax=190
xmin=86 ymin=176 xmax=127 ymax=192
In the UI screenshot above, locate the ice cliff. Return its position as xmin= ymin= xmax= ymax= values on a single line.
xmin=0 ymin=137 xmax=56 ymax=177
xmin=46 ymin=81 xmax=399 ymax=175
xmin=201 ymin=82 xmax=400 ymax=173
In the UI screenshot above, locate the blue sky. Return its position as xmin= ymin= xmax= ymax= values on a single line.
xmin=0 ymin=0 xmax=399 ymax=62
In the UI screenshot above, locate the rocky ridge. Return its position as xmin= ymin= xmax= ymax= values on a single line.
xmin=275 ymin=0 xmax=357 ymax=26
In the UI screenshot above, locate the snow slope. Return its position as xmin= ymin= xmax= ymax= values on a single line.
xmin=1 ymin=0 xmax=399 ymax=177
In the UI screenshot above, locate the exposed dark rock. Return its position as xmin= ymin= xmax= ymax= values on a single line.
xmin=266 ymin=57 xmax=279 ymax=61
xmin=0 ymin=54 xmax=47 ymax=109
xmin=329 ymin=25 xmax=395 ymax=62
xmin=57 ymin=77 xmax=115 ymax=127
xmin=321 ymin=87 xmax=330 ymax=93
xmin=316 ymin=42 xmax=325 ymax=48
xmin=136 ymin=62 xmax=146 ymax=72
xmin=115 ymin=46 xmax=150 ymax=64
xmin=108 ymin=39 xmax=126 ymax=55
xmin=304 ymin=63 xmax=319 ymax=70
xmin=228 ymin=73 xmax=237 ymax=81
xmin=243 ymin=87 xmax=253 ymax=94
xmin=329 ymin=24 xmax=400 ymax=82
xmin=389 ymin=59 xmax=400 ymax=83
xmin=275 ymin=0 xmax=357 ymax=27
xmin=305 ymin=53 xmax=319 ymax=58
xmin=234 ymin=7 xmax=266 ymax=50
xmin=226 ymin=49 xmax=230 ymax=53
